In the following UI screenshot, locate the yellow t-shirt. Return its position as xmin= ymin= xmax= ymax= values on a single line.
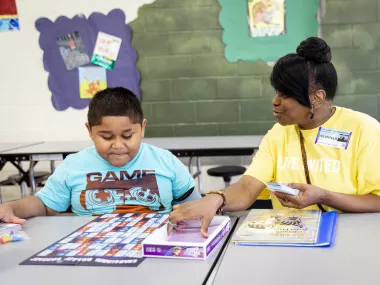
xmin=245 ymin=106 xmax=380 ymax=211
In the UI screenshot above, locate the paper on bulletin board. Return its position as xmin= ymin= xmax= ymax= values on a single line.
xmin=91 ymin=32 xmax=122 ymax=70
xmin=0 ymin=0 xmax=20 ymax=32
xmin=247 ymin=0 xmax=285 ymax=38
xmin=57 ymin=31 xmax=90 ymax=70
xmin=78 ymin=67 xmax=107 ymax=99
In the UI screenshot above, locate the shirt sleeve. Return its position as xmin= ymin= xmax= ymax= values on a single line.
xmin=170 ymin=154 xmax=197 ymax=200
xmin=244 ymin=126 xmax=278 ymax=199
xmin=35 ymin=159 xmax=71 ymax=212
xmin=356 ymin=118 xmax=380 ymax=196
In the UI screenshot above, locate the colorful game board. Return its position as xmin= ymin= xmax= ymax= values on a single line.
xmin=21 ymin=213 xmax=168 ymax=267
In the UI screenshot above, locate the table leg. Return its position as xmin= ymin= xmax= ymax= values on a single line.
xmin=29 ymin=161 xmax=37 ymax=195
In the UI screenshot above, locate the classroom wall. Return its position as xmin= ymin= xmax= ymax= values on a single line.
xmin=1 ymin=0 xmax=380 ymax=198
xmin=1 ymin=0 xmax=379 ymax=142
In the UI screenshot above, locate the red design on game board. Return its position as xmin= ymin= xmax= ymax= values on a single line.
xmin=80 ymin=170 xmax=165 ymax=214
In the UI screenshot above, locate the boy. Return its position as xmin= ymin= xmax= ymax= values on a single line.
xmin=0 ymin=87 xmax=200 ymax=224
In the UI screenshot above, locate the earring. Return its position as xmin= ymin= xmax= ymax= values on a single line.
xmin=309 ymin=105 xmax=314 ymax=119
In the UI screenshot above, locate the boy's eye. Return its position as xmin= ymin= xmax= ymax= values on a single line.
xmin=279 ymin=93 xmax=288 ymax=98
xmin=101 ymin=136 xmax=113 ymax=140
xmin=123 ymin=135 xmax=132 ymax=140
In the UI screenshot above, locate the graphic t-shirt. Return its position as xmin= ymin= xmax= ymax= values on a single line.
xmin=245 ymin=106 xmax=380 ymax=211
xmin=36 ymin=143 xmax=195 ymax=215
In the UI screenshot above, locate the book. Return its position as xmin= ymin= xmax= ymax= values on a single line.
xmin=142 ymin=216 xmax=231 ymax=260
xmin=232 ymin=209 xmax=337 ymax=247
xmin=0 ymin=223 xmax=22 ymax=235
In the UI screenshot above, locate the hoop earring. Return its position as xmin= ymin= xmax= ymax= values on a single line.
xmin=309 ymin=105 xmax=314 ymax=119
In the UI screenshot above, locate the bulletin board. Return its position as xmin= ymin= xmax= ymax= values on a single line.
xmin=35 ymin=9 xmax=140 ymax=111
xmin=218 ymin=0 xmax=320 ymax=63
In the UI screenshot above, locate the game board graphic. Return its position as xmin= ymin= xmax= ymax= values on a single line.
xmin=80 ymin=172 xmax=165 ymax=214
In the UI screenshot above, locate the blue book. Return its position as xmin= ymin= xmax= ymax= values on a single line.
xmin=232 ymin=209 xmax=338 ymax=247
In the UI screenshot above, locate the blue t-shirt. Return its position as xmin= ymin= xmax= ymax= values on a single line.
xmin=36 ymin=143 xmax=196 ymax=215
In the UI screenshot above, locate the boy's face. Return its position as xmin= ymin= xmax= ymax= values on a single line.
xmin=86 ymin=116 xmax=147 ymax=167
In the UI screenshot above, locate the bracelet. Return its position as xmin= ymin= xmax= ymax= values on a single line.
xmin=206 ymin=190 xmax=226 ymax=215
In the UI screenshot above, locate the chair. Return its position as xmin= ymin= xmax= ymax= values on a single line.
xmin=207 ymin=165 xmax=246 ymax=187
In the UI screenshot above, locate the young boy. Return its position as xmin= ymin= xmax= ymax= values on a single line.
xmin=0 ymin=87 xmax=200 ymax=224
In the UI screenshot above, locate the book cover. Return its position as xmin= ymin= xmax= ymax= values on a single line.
xmin=0 ymin=223 xmax=22 ymax=235
xmin=78 ymin=66 xmax=107 ymax=99
xmin=232 ymin=209 xmax=321 ymax=244
xmin=56 ymin=31 xmax=90 ymax=71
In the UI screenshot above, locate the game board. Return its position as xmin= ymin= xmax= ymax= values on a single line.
xmin=21 ymin=213 xmax=168 ymax=267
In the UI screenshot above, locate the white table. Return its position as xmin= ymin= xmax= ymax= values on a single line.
xmin=0 ymin=136 xmax=264 ymax=194
xmin=0 ymin=142 xmax=43 ymax=153
xmin=212 ymin=213 xmax=380 ymax=285
xmin=1 ymin=216 xmax=238 ymax=285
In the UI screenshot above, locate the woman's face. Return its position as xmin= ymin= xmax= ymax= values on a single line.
xmin=272 ymin=91 xmax=311 ymax=126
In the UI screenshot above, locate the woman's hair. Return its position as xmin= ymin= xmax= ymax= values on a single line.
xmin=270 ymin=37 xmax=338 ymax=108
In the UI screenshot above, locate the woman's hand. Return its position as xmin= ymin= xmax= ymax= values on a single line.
xmin=273 ymin=183 xmax=327 ymax=209
xmin=168 ymin=194 xmax=223 ymax=238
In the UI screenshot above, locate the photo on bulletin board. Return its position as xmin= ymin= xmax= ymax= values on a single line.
xmin=247 ymin=0 xmax=285 ymax=38
xmin=91 ymin=32 xmax=122 ymax=70
xmin=57 ymin=31 xmax=90 ymax=70
xmin=79 ymin=67 xmax=107 ymax=99
xmin=0 ymin=0 xmax=20 ymax=32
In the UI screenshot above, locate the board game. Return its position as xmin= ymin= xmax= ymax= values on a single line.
xmin=142 ymin=216 xmax=231 ymax=260
xmin=20 ymin=213 xmax=168 ymax=267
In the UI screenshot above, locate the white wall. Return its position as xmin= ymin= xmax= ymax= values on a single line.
xmin=0 ymin=0 xmax=154 ymax=143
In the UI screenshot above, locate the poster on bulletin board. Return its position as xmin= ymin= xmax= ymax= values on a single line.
xmin=0 ymin=0 xmax=20 ymax=32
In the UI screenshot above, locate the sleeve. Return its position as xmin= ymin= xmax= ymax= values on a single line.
xmin=244 ymin=128 xmax=277 ymax=199
xmin=170 ymin=154 xmax=197 ymax=200
xmin=356 ymin=119 xmax=380 ymax=196
xmin=35 ymin=159 xmax=71 ymax=212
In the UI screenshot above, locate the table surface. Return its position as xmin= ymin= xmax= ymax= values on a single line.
xmin=212 ymin=213 xmax=380 ymax=285
xmin=1 ymin=216 xmax=237 ymax=285
xmin=0 ymin=142 xmax=43 ymax=153
xmin=0 ymin=136 xmax=264 ymax=157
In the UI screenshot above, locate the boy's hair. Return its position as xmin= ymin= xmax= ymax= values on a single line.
xmin=270 ymin=37 xmax=338 ymax=108
xmin=87 ymin=87 xmax=143 ymax=128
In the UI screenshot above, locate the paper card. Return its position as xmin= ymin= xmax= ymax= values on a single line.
xmin=91 ymin=32 xmax=122 ymax=70
xmin=247 ymin=0 xmax=285 ymax=38
xmin=57 ymin=31 xmax=90 ymax=70
xmin=78 ymin=67 xmax=107 ymax=99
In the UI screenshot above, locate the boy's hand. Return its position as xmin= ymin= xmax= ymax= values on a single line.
xmin=0 ymin=203 xmax=26 ymax=224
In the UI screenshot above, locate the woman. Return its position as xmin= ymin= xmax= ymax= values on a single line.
xmin=169 ymin=37 xmax=380 ymax=237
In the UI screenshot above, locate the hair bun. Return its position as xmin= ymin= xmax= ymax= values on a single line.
xmin=296 ymin=37 xmax=331 ymax=63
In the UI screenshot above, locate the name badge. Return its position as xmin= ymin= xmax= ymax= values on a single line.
xmin=315 ymin=127 xmax=352 ymax=150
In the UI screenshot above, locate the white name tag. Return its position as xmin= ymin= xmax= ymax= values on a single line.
xmin=315 ymin=127 xmax=352 ymax=150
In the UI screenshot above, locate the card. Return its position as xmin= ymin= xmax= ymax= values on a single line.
xmin=91 ymin=32 xmax=122 ymax=70
xmin=78 ymin=67 xmax=107 ymax=99
xmin=267 ymin=182 xmax=300 ymax=196
xmin=57 ymin=31 xmax=90 ymax=70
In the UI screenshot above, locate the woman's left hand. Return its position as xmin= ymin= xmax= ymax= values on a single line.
xmin=273 ymin=183 xmax=327 ymax=209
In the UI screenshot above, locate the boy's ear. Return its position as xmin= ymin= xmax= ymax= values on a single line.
xmin=85 ymin=122 xmax=93 ymax=140
xmin=141 ymin=119 xmax=147 ymax=138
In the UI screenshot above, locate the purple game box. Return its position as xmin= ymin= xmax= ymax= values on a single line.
xmin=142 ymin=216 xmax=231 ymax=260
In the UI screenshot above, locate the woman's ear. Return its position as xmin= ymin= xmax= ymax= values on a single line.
xmin=309 ymin=89 xmax=326 ymax=108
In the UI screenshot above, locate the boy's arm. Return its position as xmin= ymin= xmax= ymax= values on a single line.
xmin=0 ymin=196 xmax=57 ymax=224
